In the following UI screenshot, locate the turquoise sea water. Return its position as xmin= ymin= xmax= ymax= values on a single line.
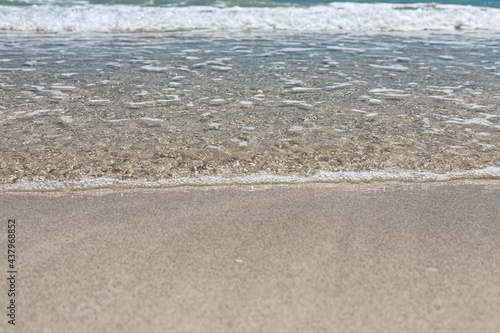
xmin=279 ymin=0 xmax=500 ymax=8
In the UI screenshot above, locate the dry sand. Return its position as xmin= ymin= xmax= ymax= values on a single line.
xmin=1 ymin=181 xmax=500 ymax=332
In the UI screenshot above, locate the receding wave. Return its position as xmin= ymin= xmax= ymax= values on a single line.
xmin=2 ymin=167 xmax=500 ymax=191
xmin=1 ymin=3 xmax=499 ymax=32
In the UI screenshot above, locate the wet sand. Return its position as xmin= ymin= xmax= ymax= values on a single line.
xmin=1 ymin=181 xmax=500 ymax=332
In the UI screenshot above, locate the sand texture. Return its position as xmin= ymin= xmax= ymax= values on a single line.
xmin=1 ymin=181 xmax=500 ymax=332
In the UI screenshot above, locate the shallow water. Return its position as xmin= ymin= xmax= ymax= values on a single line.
xmin=1 ymin=31 xmax=499 ymax=188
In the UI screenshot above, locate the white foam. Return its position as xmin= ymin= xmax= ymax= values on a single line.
xmin=290 ymin=87 xmax=320 ymax=93
xmin=128 ymin=101 xmax=155 ymax=106
xmin=3 ymin=167 xmax=500 ymax=192
xmin=231 ymin=138 xmax=248 ymax=146
xmin=0 ymin=67 xmax=35 ymax=71
xmin=210 ymin=65 xmax=231 ymax=71
xmin=368 ymin=98 xmax=382 ymax=105
xmin=369 ymin=88 xmax=405 ymax=93
xmin=289 ymin=125 xmax=303 ymax=131
xmin=210 ymin=99 xmax=225 ymax=105
xmin=140 ymin=117 xmax=164 ymax=122
xmin=446 ymin=117 xmax=500 ymax=128
xmin=59 ymin=115 xmax=74 ymax=123
xmin=327 ymin=46 xmax=366 ymax=53
xmin=141 ymin=65 xmax=171 ymax=71
xmin=282 ymin=47 xmax=314 ymax=52
xmin=283 ymin=79 xmax=303 ymax=86
xmin=479 ymin=113 xmax=499 ymax=119
xmin=1 ymin=3 xmax=499 ymax=32
xmin=369 ymin=64 xmax=408 ymax=71
xmin=375 ymin=93 xmax=411 ymax=99
xmin=50 ymin=85 xmax=76 ymax=89
xmin=193 ymin=60 xmax=229 ymax=68
xmin=324 ymin=83 xmax=352 ymax=90
xmin=160 ymin=95 xmax=180 ymax=101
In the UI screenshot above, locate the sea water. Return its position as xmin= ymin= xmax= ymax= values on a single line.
xmin=0 ymin=0 xmax=499 ymax=190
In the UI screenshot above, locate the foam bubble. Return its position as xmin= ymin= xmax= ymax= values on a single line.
xmin=59 ymin=115 xmax=74 ymax=123
xmin=140 ymin=117 xmax=164 ymax=122
xmin=1 ymin=3 xmax=499 ymax=32
xmin=369 ymin=64 xmax=408 ymax=71
xmin=324 ymin=83 xmax=352 ymax=90
xmin=290 ymin=87 xmax=320 ymax=93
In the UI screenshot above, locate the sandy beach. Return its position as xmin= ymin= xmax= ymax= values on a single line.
xmin=2 ymin=1 xmax=500 ymax=332
xmin=1 ymin=180 xmax=499 ymax=332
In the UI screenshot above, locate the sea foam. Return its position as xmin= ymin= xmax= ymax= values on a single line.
xmin=1 ymin=3 xmax=499 ymax=32
xmin=2 ymin=167 xmax=500 ymax=191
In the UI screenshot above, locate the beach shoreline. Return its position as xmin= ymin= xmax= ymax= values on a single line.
xmin=2 ymin=180 xmax=499 ymax=332
xmin=2 ymin=0 xmax=500 ymax=331
xmin=2 ymin=168 xmax=500 ymax=193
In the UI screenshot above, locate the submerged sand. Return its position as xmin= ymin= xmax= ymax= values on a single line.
xmin=1 ymin=181 xmax=499 ymax=332
xmin=1 ymin=33 xmax=500 ymax=184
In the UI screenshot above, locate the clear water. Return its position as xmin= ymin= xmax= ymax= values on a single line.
xmin=1 ymin=0 xmax=499 ymax=190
